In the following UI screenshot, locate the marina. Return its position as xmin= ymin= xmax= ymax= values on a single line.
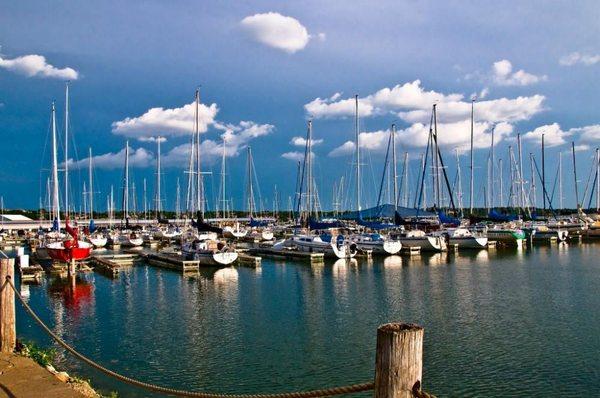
xmin=2 ymin=2 xmax=600 ymax=396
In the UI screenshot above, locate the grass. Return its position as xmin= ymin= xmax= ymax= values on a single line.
xmin=18 ymin=340 xmax=56 ymax=367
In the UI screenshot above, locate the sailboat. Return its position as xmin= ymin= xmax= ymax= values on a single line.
xmin=112 ymin=141 xmax=143 ymax=247
xmin=85 ymin=147 xmax=107 ymax=248
xmin=45 ymin=99 xmax=92 ymax=262
xmin=221 ymin=138 xmax=248 ymax=239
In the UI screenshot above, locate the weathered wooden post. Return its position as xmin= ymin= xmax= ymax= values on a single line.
xmin=0 ymin=258 xmax=16 ymax=353
xmin=374 ymin=323 xmax=424 ymax=398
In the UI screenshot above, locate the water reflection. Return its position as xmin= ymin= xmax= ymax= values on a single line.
xmin=383 ymin=255 xmax=403 ymax=268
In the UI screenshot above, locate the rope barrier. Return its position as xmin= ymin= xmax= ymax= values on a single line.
xmin=6 ymin=277 xmax=374 ymax=397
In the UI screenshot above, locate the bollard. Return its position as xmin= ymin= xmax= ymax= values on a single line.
xmin=374 ymin=323 xmax=424 ymax=398
xmin=0 ymin=258 xmax=16 ymax=353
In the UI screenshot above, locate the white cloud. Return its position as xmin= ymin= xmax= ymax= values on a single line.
xmin=240 ymin=12 xmax=322 ymax=53
xmin=290 ymin=136 xmax=323 ymax=146
xmin=138 ymin=136 xmax=168 ymax=143
xmin=328 ymin=121 xmax=514 ymax=156
xmin=281 ymin=151 xmax=307 ymax=162
xmin=65 ymin=147 xmax=154 ymax=170
xmin=112 ymin=101 xmax=218 ymax=139
xmin=559 ymin=52 xmax=600 ymax=66
xmin=523 ymin=123 xmax=600 ymax=148
xmin=162 ymin=121 xmax=275 ymax=167
xmin=329 ymin=141 xmax=356 ymax=157
xmin=398 ymin=95 xmax=545 ymax=124
xmin=0 ymin=54 xmax=78 ymax=80
xmin=492 ymin=59 xmax=546 ymax=86
xmin=305 ymin=80 xmax=463 ymax=119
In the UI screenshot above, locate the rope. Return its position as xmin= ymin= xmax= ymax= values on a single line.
xmin=412 ymin=381 xmax=436 ymax=398
xmin=6 ymin=277 xmax=373 ymax=397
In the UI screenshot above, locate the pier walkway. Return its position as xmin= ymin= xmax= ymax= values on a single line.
xmin=0 ymin=353 xmax=88 ymax=398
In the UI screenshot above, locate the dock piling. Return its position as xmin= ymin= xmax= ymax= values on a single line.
xmin=0 ymin=258 xmax=16 ymax=353
xmin=374 ymin=323 xmax=424 ymax=398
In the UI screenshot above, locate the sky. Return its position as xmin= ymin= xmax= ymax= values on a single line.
xmin=1 ymin=0 xmax=600 ymax=212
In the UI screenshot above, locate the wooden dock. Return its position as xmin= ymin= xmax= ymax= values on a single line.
xmin=88 ymin=253 xmax=138 ymax=278
xmin=145 ymin=252 xmax=200 ymax=273
xmin=236 ymin=252 xmax=262 ymax=268
xmin=248 ymin=247 xmax=324 ymax=263
xmin=400 ymin=246 xmax=421 ymax=256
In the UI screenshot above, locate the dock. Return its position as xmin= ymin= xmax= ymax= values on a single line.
xmin=400 ymin=246 xmax=421 ymax=256
xmin=248 ymin=247 xmax=324 ymax=263
xmin=236 ymin=252 xmax=262 ymax=268
xmin=88 ymin=253 xmax=138 ymax=278
xmin=145 ymin=252 xmax=200 ymax=273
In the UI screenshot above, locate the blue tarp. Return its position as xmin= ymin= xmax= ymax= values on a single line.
xmin=52 ymin=218 xmax=59 ymax=231
xmin=89 ymin=219 xmax=97 ymax=233
xmin=488 ymin=209 xmax=518 ymax=222
xmin=309 ymin=218 xmax=345 ymax=230
xmin=249 ymin=218 xmax=269 ymax=227
xmin=438 ymin=211 xmax=460 ymax=226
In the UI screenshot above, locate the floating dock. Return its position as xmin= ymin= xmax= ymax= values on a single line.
xmin=248 ymin=247 xmax=324 ymax=263
xmin=236 ymin=252 xmax=262 ymax=268
xmin=88 ymin=253 xmax=138 ymax=278
xmin=400 ymin=246 xmax=421 ymax=256
xmin=145 ymin=252 xmax=200 ymax=273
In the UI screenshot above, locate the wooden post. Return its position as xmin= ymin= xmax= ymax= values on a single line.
xmin=0 ymin=258 xmax=16 ymax=353
xmin=374 ymin=323 xmax=424 ymax=398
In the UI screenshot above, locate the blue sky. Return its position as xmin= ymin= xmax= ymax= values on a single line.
xmin=1 ymin=1 xmax=599 ymax=212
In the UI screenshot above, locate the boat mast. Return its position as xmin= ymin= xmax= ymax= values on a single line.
xmin=596 ymin=148 xmax=600 ymax=212
xmin=246 ymin=146 xmax=255 ymax=218
xmin=517 ymin=133 xmax=525 ymax=210
xmin=455 ymin=149 xmax=463 ymax=211
xmin=530 ymin=153 xmax=536 ymax=210
xmin=143 ymin=178 xmax=147 ymax=220
xmin=195 ymin=89 xmax=203 ymax=217
xmin=221 ymin=137 xmax=227 ymax=218
xmin=498 ymin=158 xmax=503 ymax=207
xmin=572 ymin=141 xmax=579 ymax=209
xmin=51 ymin=102 xmax=61 ymax=227
xmin=355 ymin=95 xmax=361 ymax=213
xmin=469 ymin=98 xmax=475 ymax=214
xmin=307 ymin=120 xmax=313 ymax=217
xmin=490 ymin=125 xmax=495 ymax=209
xmin=88 ymin=147 xmax=94 ymax=219
xmin=542 ymin=133 xmax=546 ymax=212
xmin=403 ymin=152 xmax=409 ymax=207
xmin=391 ymin=123 xmax=398 ymax=210
xmin=433 ymin=104 xmax=441 ymax=208
xmin=123 ymin=141 xmax=129 ymax=220
xmin=176 ymin=178 xmax=181 ymax=219
xmin=558 ymin=152 xmax=563 ymax=210
xmin=64 ymin=82 xmax=69 ymax=219
xmin=155 ymin=136 xmax=162 ymax=218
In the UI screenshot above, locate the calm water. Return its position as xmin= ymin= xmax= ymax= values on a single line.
xmin=13 ymin=242 xmax=600 ymax=397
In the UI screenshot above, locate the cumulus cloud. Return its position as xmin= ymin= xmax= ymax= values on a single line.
xmin=290 ymin=136 xmax=323 ymax=146
xmin=328 ymin=121 xmax=513 ymax=157
xmin=523 ymin=123 xmax=600 ymax=148
xmin=281 ymin=151 xmax=308 ymax=162
xmin=240 ymin=12 xmax=322 ymax=53
xmin=112 ymin=101 xmax=218 ymax=139
xmin=0 ymin=53 xmax=78 ymax=80
xmin=305 ymin=80 xmax=463 ymax=119
xmin=559 ymin=52 xmax=600 ymax=66
xmin=162 ymin=121 xmax=275 ymax=167
xmin=65 ymin=147 xmax=154 ymax=170
xmin=491 ymin=59 xmax=546 ymax=86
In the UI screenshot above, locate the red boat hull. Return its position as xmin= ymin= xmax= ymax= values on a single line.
xmin=46 ymin=241 xmax=93 ymax=262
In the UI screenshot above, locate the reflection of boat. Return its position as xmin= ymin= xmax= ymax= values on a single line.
xmin=182 ymin=240 xmax=238 ymax=266
xmin=383 ymin=255 xmax=403 ymax=268
xmin=285 ymin=234 xmax=357 ymax=259
xmin=213 ymin=267 xmax=239 ymax=284
xmin=350 ymin=233 xmax=402 ymax=254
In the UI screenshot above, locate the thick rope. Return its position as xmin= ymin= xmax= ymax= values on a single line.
xmin=412 ymin=381 xmax=436 ymax=398
xmin=6 ymin=277 xmax=373 ymax=398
